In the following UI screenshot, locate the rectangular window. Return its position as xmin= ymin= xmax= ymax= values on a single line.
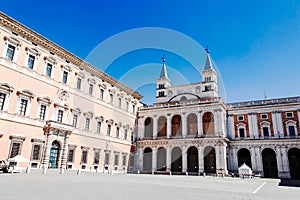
xmin=81 ymin=150 xmax=88 ymax=164
xmin=10 ymin=142 xmax=21 ymax=158
xmin=46 ymin=63 xmax=52 ymax=77
xmin=131 ymin=132 xmax=134 ymax=142
xmin=116 ymin=127 xmax=120 ymax=138
xmin=122 ymin=155 xmax=127 ymax=166
xmin=18 ymin=99 xmax=28 ymax=116
xmin=204 ymin=85 xmax=212 ymax=91
xmin=76 ymin=78 xmax=81 ymax=90
xmin=31 ymin=144 xmax=41 ymax=161
xmin=239 ymin=128 xmax=245 ymax=138
xmin=94 ymin=151 xmax=100 ymax=164
xmin=126 ymin=102 xmax=129 ymax=112
xmin=105 ymin=152 xmax=110 ymax=165
xmin=238 ymin=115 xmax=244 ymax=121
xmin=129 ymin=154 xmax=134 ymax=167
xmin=85 ymin=118 xmax=90 ymax=131
xmin=107 ymin=125 xmax=111 ymax=136
xmin=124 ymin=129 xmax=128 ymax=140
xmin=132 ymin=105 xmax=136 ymax=114
xmin=289 ymin=126 xmax=296 ymax=136
xmin=27 ymin=54 xmax=35 ymax=69
xmin=261 ymin=114 xmax=268 ymax=119
xmin=114 ymin=154 xmax=119 ymax=166
xmin=39 ymin=105 xmax=47 ymax=120
xmin=57 ymin=110 xmax=63 ymax=123
xmin=67 ymin=149 xmax=75 ymax=163
xmin=0 ymin=93 xmax=6 ymax=111
xmin=72 ymin=114 xmax=78 ymax=128
xmin=118 ymin=98 xmax=121 ymax=107
xmin=109 ymin=93 xmax=113 ymax=104
xmin=97 ymin=122 xmax=101 ymax=134
xmin=263 ymin=127 xmax=269 ymax=137
xmin=89 ymin=84 xmax=93 ymax=95
xmin=62 ymin=71 xmax=68 ymax=84
xmin=100 ymin=89 xmax=104 ymax=100
xmin=6 ymin=44 xmax=15 ymax=61
xmin=286 ymin=112 xmax=294 ymax=118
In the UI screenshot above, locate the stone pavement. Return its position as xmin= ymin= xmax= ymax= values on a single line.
xmin=0 ymin=170 xmax=299 ymax=200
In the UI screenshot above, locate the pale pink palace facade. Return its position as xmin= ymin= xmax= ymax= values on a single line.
xmin=0 ymin=12 xmax=143 ymax=172
xmin=1 ymin=12 xmax=300 ymax=179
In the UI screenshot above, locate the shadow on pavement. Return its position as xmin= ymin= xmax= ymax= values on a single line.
xmin=279 ymin=179 xmax=300 ymax=187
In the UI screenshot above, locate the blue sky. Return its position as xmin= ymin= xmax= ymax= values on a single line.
xmin=1 ymin=1 xmax=300 ymax=105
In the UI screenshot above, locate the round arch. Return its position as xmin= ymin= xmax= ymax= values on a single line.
xmin=237 ymin=148 xmax=252 ymax=168
xmin=187 ymin=146 xmax=199 ymax=173
xmin=171 ymin=115 xmax=182 ymax=137
xmin=157 ymin=116 xmax=167 ymax=137
xmin=288 ymin=148 xmax=300 ymax=179
xmin=204 ymin=146 xmax=216 ymax=173
xmin=171 ymin=146 xmax=182 ymax=172
xmin=202 ymin=112 xmax=214 ymax=136
xmin=187 ymin=113 xmax=198 ymax=136
xmin=262 ymin=148 xmax=278 ymax=178
xmin=143 ymin=147 xmax=152 ymax=171
xmin=144 ymin=117 xmax=153 ymax=138
xmin=157 ymin=147 xmax=167 ymax=171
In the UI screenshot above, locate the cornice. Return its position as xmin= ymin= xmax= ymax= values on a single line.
xmin=0 ymin=12 xmax=142 ymax=100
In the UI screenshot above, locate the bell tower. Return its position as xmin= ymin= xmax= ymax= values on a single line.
xmin=156 ymin=55 xmax=171 ymax=103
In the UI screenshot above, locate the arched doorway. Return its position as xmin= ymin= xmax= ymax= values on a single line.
xmin=49 ymin=141 xmax=60 ymax=168
xmin=144 ymin=117 xmax=153 ymax=138
xmin=237 ymin=148 xmax=252 ymax=168
xmin=204 ymin=146 xmax=216 ymax=173
xmin=262 ymin=148 xmax=278 ymax=178
xmin=203 ymin=112 xmax=214 ymax=136
xmin=171 ymin=147 xmax=182 ymax=172
xmin=157 ymin=116 xmax=167 ymax=137
xmin=157 ymin=147 xmax=167 ymax=171
xmin=172 ymin=115 xmax=182 ymax=137
xmin=288 ymin=148 xmax=300 ymax=179
xmin=187 ymin=146 xmax=199 ymax=173
xmin=143 ymin=147 xmax=152 ymax=171
xmin=187 ymin=113 xmax=198 ymax=136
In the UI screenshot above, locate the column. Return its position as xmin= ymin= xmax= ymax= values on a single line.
xmin=182 ymin=146 xmax=187 ymax=172
xmin=198 ymin=146 xmax=204 ymax=174
xmin=153 ymin=115 xmax=158 ymax=139
xmin=214 ymin=110 xmax=220 ymax=136
xmin=197 ymin=111 xmax=203 ymax=137
xmin=166 ymin=146 xmax=172 ymax=172
xmin=248 ymin=114 xmax=253 ymax=138
xmin=42 ymin=130 xmax=53 ymax=170
xmin=227 ymin=114 xmax=235 ymax=139
xmin=138 ymin=118 xmax=145 ymax=139
xmin=167 ymin=114 xmax=172 ymax=138
xmin=182 ymin=113 xmax=187 ymax=138
xmin=254 ymin=146 xmax=263 ymax=175
xmin=215 ymin=143 xmax=228 ymax=174
xmin=60 ymin=134 xmax=70 ymax=169
xmin=232 ymin=147 xmax=239 ymax=172
xmin=137 ymin=147 xmax=143 ymax=171
xmin=250 ymin=147 xmax=257 ymax=173
xmin=152 ymin=148 xmax=157 ymax=172
xmin=276 ymin=112 xmax=284 ymax=138
xmin=277 ymin=146 xmax=290 ymax=179
xmin=271 ymin=112 xmax=279 ymax=138
xmin=251 ymin=113 xmax=259 ymax=139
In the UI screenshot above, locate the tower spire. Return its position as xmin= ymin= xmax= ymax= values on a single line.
xmin=159 ymin=54 xmax=168 ymax=79
xmin=204 ymin=47 xmax=213 ymax=70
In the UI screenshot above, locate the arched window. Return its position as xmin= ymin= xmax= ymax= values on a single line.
xmin=143 ymin=147 xmax=152 ymax=171
xmin=171 ymin=115 xmax=182 ymax=137
xmin=157 ymin=116 xmax=167 ymax=137
xmin=187 ymin=113 xmax=198 ymax=136
xmin=203 ymin=112 xmax=214 ymax=136
xmin=144 ymin=117 xmax=153 ymax=138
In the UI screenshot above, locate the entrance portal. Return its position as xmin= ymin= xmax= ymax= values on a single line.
xmin=187 ymin=146 xmax=198 ymax=173
xmin=237 ymin=148 xmax=252 ymax=168
xmin=49 ymin=141 xmax=60 ymax=168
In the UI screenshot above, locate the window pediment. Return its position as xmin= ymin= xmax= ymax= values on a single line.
xmin=0 ymin=83 xmax=14 ymax=93
xmin=37 ymin=96 xmax=52 ymax=105
xmin=17 ymin=89 xmax=35 ymax=99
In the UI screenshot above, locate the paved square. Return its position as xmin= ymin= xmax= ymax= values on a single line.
xmin=0 ymin=171 xmax=299 ymax=200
